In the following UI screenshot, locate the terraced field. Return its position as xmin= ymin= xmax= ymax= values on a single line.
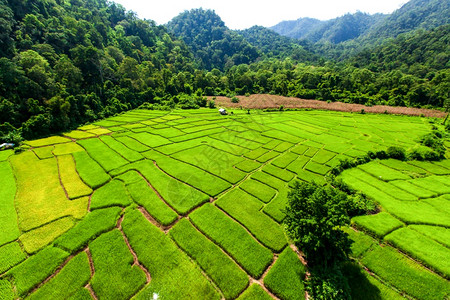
xmin=0 ymin=108 xmax=449 ymax=299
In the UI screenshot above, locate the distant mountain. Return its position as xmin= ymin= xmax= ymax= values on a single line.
xmin=166 ymin=8 xmax=260 ymax=70
xmin=271 ymin=0 xmax=449 ymax=44
xmin=237 ymin=26 xmax=320 ymax=62
xmin=270 ymin=18 xmax=323 ymax=40
xmin=362 ymin=0 xmax=450 ymax=43
xmin=270 ymin=12 xmax=387 ymax=43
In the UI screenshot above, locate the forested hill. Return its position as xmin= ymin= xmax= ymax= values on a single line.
xmin=0 ymin=0 xmax=197 ymax=140
xmin=270 ymin=12 xmax=387 ymax=44
xmin=271 ymin=0 xmax=449 ymax=44
xmin=166 ymin=8 xmax=259 ymax=70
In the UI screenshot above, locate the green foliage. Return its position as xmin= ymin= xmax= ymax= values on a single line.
xmin=284 ymin=181 xmax=352 ymax=269
xmin=306 ymin=266 xmax=351 ymax=300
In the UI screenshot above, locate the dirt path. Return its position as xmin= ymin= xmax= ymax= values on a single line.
xmin=210 ymin=95 xmax=446 ymax=118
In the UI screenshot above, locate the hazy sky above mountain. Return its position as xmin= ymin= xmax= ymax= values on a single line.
xmin=113 ymin=0 xmax=408 ymax=29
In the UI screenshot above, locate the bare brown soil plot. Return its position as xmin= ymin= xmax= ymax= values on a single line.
xmin=210 ymin=94 xmax=446 ymax=118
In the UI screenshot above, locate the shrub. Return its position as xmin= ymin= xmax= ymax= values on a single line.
xmin=208 ymin=100 xmax=216 ymax=109
xmin=386 ymin=146 xmax=406 ymax=160
xmin=231 ymin=96 xmax=239 ymax=103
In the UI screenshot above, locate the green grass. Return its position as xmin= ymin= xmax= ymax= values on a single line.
xmin=358 ymin=162 xmax=412 ymax=181
xmin=25 ymin=136 xmax=71 ymax=147
xmin=272 ymin=152 xmax=298 ymax=168
xmin=236 ymin=284 xmax=272 ymax=300
xmin=58 ymin=155 xmax=93 ymax=199
xmin=20 ymin=217 xmax=75 ymax=254
xmin=251 ymin=171 xmax=289 ymax=223
xmin=10 ymin=152 xmax=87 ymax=232
xmin=304 ymin=161 xmax=331 ymax=175
xmin=77 ymin=138 xmax=128 ymax=172
xmin=73 ymin=151 xmax=110 ymax=189
xmin=0 ymin=242 xmax=26 ymax=274
xmin=216 ymin=189 xmax=287 ymax=252
xmin=0 ymin=161 xmax=19 ymax=246
xmin=100 ymin=135 xmax=144 ymax=162
xmin=361 ymin=246 xmax=450 ymax=300
xmin=408 ymin=160 xmax=450 ymax=175
xmin=409 ymin=225 xmax=450 ymax=248
xmin=115 ymin=170 xmax=143 ymax=185
xmin=53 ymin=142 xmax=84 ymax=156
xmin=6 ymin=246 xmax=69 ymax=296
xmin=264 ymin=247 xmax=306 ymax=300
xmin=342 ymin=262 xmax=405 ymax=300
xmin=189 ymin=203 xmax=273 ymax=278
xmin=0 ymin=279 xmax=13 ymax=300
xmin=273 ymin=141 xmax=294 ymax=152
xmin=380 ymin=159 xmax=429 ymax=175
xmin=239 ymin=179 xmax=276 ymax=203
xmin=286 ymin=156 xmax=310 ymax=173
xmin=169 ymin=219 xmax=248 ymax=299
xmin=144 ymin=150 xmax=231 ymax=196
xmin=129 ymin=132 xmax=172 ymax=148
xmin=311 ymin=149 xmax=336 ymax=164
xmin=262 ymin=164 xmax=295 ymax=182
xmin=171 ymin=145 xmax=246 ymax=184
xmin=256 ymin=151 xmax=280 ymax=163
xmin=63 ymin=130 xmax=96 ymax=139
xmin=352 ymin=212 xmax=404 ymax=238
xmin=343 ymin=228 xmax=377 ymax=258
xmin=384 ymin=227 xmax=450 ymax=278
xmin=54 ymin=207 xmax=122 ymax=253
xmin=113 ymin=136 xmax=150 ymax=152
xmin=244 ymin=147 xmax=269 ymax=160
xmin=121 ymin=209 xmax=220 ymax=300
xmin=90 ymin=230 xmax=147 ymax=300
xmin=407 ymin=175 xmax=450 ymax=194
xmin=111 ymin=160 xmax=209 ymax=214
xmin=0 ymin=149 xmax=13 ymax=161
xmin=27 ymin=252 xmax=91 ymax=300
xmin=390 ymin=180 xmax=437 ymax=198
xmin=343 ymin=168 xmax=417 ymax=201
xmin=290 ymin=145 xmax=309 ymax=155
xmin=235 ymin=159 xmax=261 ymax=172
xmin=127 ymin=176 xmax=178 ymax=226
xmin=90 ymin=179 xmax=132 ymax=210
xmin=33 ymin=146 xmax=54 ymax=159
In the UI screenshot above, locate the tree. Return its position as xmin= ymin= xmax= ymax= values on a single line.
xmin=284 ymin=181 xmax=353 ymax=299
xmin=285 ymin=181 xmax=352 ymax=269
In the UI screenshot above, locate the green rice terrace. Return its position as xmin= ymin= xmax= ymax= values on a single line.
xmin=0 ymin=108 xmax=449 ymax=299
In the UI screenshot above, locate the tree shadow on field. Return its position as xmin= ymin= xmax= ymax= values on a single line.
xmin=341 ymin=261 xmax=383 ymax=300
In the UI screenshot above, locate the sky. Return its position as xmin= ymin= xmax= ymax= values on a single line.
xmin=112 ymin=0 xmax=409 ymax=30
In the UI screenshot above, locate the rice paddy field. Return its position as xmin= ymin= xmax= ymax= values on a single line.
xmin=0 ymin=108 xmax=449 ymax=299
